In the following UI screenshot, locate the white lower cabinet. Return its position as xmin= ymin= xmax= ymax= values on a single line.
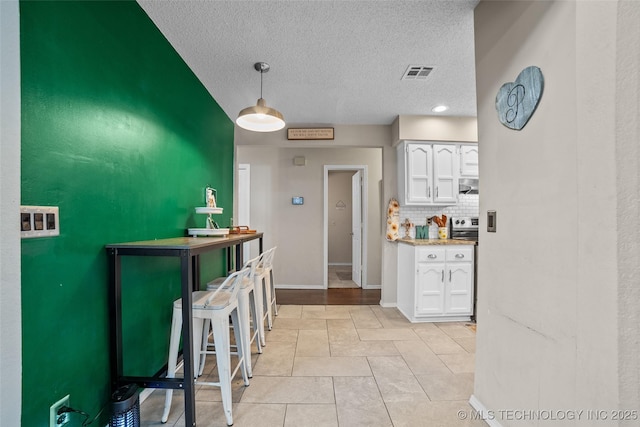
xmin=397 ymin=243 xmax=474 ymax=322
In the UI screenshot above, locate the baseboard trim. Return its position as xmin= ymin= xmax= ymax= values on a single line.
xmin=275 ymin=284 xmax=381 ymax=290
xmin=328 ymin=262 xmax=352 ymax=266
xmin=469 ymin=395 xmax=502 ymax=427
xmin=379 ymin=301 xmax=396 ymax=308
xmin=138 ymin=386 xmax=154 ymax=405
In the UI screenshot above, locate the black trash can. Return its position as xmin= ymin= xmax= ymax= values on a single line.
xmin=109 ymin=384 xmax=140 ymax=427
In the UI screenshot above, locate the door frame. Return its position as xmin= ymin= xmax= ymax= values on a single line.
xmin=323 ymin=165 xmax=368 ymax=289
xmin=237 ymin=163 xmax=251 ymax=264
xmin=351 ymin=170 xmax=362 ymax=287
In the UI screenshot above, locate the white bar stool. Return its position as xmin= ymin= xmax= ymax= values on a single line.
xmin=205 ymin=253 xmax=264 ymax=377
xmin=161 ymin=268 xmax=250 ymax=426
xmin=257 ymin=247 xmax=278 ymax=331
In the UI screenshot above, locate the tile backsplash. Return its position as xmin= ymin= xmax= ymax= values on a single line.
xmin=398 ymin=194 xmax=479 ymax=237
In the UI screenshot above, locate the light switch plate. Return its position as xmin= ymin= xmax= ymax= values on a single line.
xmin=487 ymin=210 xmax=497 ymax=232
xmin=21 ymin=206 xmax=59 ymax=238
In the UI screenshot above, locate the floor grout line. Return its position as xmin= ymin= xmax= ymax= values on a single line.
xmin=140 ymin=304 xmax=477 ymax=426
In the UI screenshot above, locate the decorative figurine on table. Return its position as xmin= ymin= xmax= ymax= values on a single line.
xmin=401 ymin=218 xmax=414 ymax=239
xmin=205 ymin=186 xmax=217 ymax=208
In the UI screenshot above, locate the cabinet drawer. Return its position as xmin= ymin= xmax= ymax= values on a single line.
xmin=417 ymin=247 xmax=446 ymax=262
xmin=445 ymin=246 xmax=474 ymax=262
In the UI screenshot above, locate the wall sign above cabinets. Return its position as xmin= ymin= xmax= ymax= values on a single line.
xmin=287 ymin=127 xmax=334 ymax=140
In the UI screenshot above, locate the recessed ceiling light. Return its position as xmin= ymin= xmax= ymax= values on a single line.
xmin=432 ymin=105 xmax=448 ymax=113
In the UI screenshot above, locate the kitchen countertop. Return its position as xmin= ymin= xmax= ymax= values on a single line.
xmin=397 ymin=237 xmax=477 ymax=246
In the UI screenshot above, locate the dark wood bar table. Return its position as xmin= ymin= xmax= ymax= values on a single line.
xmin=106 ymin=233 xmax=263 ymax=427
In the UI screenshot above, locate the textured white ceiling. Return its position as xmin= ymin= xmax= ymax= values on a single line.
xmin=138 ymin=0 xmax=479 ymax=126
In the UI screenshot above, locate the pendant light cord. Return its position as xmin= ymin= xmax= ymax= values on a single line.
xmin=260 ymin=69 xmax=264 ymax=99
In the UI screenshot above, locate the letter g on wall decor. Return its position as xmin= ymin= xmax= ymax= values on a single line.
xmin=495 ymin=66 xmax=544 ymax=130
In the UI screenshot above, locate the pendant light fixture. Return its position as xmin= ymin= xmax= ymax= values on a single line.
xmin=236 ymin=62 xmax=285 ymax=132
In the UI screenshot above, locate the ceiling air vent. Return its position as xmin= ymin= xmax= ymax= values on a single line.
xmin=402 ymin=65 xmax=433 ymax=80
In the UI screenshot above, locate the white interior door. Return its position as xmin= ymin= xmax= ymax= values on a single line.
xmin=238 ymin=164 xmax=250 ymax=264
xmin=324 ymin=165 xmax=367 ymax=290
xmin=351 ymin=171 xmax=362 ymax=287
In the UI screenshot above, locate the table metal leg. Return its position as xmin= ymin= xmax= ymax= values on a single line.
xmin=235 ymin=242 xmax=243 ymax=271
xmin=192 ymin=255 xmax=200 ymax=292
xmin=226 ymin=247 xmax=232 ymax=274
xmin=180 ymin=252 xmax=196 ymax=426
xmin=107 ymin=249 xmax=123 ymax=390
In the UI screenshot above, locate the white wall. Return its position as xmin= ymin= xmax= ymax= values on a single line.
xmin=473 ymin=0 xmax=639 ymax=422
xmin=236 ymin=125 xmax=391 ymax=293
xmin=0 ymin=1 xmax=22 ymax=425
xmin=392 ymin=115 xmax=478 ymax=144
xmin=237 ymin=145 xmax=382 ymax=288
xmin=615 ymin=0 xmax=640 ymax=410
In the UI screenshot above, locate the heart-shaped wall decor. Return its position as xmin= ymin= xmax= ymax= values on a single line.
xmin=495 ymin=66 xmax=544 ymax=130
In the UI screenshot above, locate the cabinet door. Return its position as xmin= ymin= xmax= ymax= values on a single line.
xmin=433 ymin=144 xmax=458 ymax=204
xmin=406 ymin=144 xmax=433 ymax=204
xmin=460 ymin=145 xmax=479 ymax=178
xmin=445 ymin=263 xmax=473 ymax=314
xmin=416 ymin=262 xmax=445 ymax=315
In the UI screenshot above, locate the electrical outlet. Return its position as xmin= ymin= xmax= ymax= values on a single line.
xmin=50 ymin=395 xmax=70 ymax=427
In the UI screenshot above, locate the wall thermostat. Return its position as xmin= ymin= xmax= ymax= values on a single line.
xmin=292 ymin=197 xmax=304 ymax=205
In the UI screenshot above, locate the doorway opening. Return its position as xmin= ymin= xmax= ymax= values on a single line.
xmin=323 ymin=165 xmax=367 ymax=290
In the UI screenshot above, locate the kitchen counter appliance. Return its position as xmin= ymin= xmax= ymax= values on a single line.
xmin=449 ymin=216 xmax=479 ymax=241
xmin=449 ymin=216 xmax=479 ymax=322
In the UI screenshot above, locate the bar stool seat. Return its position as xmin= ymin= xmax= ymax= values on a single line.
xmin=161 ymin=269 xmax=250 ymax=426
xmin=206 ymin=254 xmax=264 ymax=377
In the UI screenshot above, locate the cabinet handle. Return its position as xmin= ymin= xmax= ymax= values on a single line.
xmin=436 ymin=187 xmax=439 ymax=198
xmin=428 ymin=187 xmax=431 ymax=198
xmin=441 ymin=270 xmax=444 ymax=282
xmin=449 ymin=270 xmax=452 ymax=282
xmin=427 ymin=254 xmax=437 ymax=259
xmin=455 ymin=253 xmax=464 ymax=259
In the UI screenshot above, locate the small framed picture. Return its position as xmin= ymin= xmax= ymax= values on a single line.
xmin=292 ymin=197 xmax=304 ymax=205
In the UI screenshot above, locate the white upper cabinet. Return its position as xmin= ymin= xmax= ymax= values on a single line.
xmin=397 ymin=141 xmax=459 ymax=206
xmin=433 ymin=144 xmax=458 ymax=204
xmin=459 ymin=144 xmax=479 ymax=178
xmin=406 ymin=143 xmax=433 ymax=204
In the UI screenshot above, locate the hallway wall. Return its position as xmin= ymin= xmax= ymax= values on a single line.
xmin=237 ymin=145 xmax=382 ymax=288
xmin=473 ymin=0 xmax=640 ymax=420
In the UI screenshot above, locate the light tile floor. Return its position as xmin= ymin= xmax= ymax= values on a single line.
xmin=140 ymin=305 xmax=483 ymax=427
xmin=328 ymin=265 xmax=358 ymax=289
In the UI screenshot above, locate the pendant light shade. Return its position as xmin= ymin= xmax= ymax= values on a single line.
xmin=236 ymin=62 xmax=285 ymax=132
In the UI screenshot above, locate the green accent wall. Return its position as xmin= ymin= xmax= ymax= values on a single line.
xmin=20 ymin=1 xmax=234 ymax=425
